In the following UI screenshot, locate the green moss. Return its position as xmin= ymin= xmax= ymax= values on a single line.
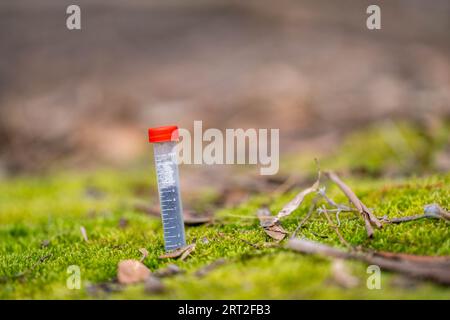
xmin=0 ymin=122 xmax=449 ymax=299
xmin=280 ymin=120 xmax=450 ymax=177
xmin=0 ymin=167 xmax=448 ymax=299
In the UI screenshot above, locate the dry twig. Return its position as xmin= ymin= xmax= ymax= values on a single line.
xmin=287 ymin=238 xmax=450 ymax=285
xmin=325 ymin=171 xmax=382 ymax=238
xmin=382 ymin=204 xmax=450 ymax=224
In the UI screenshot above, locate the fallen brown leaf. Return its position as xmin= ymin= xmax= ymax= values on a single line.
xmin=159 ymin=244 xmax=196 ymax=260
xmin=258 ymin=208 xmax=288 ymax=242
xmin=180 ymin=244 xmax=196 ymax=261
xmin=264 ymin=225 xmax=288 ymax=242
xmin=117 ymin=259 xmax=151 ymax=284
xmin=276 ymin=173 xmax=320 ymax=220
xmin=257 ymin=208 xmax=278 ymax=228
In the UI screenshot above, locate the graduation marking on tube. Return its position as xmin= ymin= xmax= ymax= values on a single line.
xmin=148 ymin=126 xmax=186 ymax=252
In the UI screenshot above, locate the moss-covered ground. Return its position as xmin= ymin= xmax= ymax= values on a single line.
xmin=0 ymin=122 xmax=449 ymax=299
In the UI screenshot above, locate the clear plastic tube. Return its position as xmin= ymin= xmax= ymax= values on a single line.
xmin=153 ymin=141 xmax=186 ymax=251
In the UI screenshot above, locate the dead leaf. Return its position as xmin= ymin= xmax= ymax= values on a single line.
xmin=276 ymin=173 xmax=320 ymax=220
xmin=180 ymin=244 xmax=196 ymax=261
xmin=139 ymin=248 xmax=149 ymax=262
xmin=159 ymin=244 xmax=196 ymax=260
xmin=258 ymin=208 xmax=288 ymax=242
xmin=117 ymin=259 xmax=151 ymax=284
xmin=263 ymin=224 xmax=288 ymax=242
xmin=80 ymin=226 xmax=88 ymax=242
xmin=257 ymin=207 xmax=278 ymax=228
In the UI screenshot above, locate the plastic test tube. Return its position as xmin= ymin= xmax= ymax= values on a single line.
xmin=148 ymin=125 xmax=186 ymax=252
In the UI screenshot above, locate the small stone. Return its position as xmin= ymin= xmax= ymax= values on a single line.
xmin=144 ymin=276 xmax=165 ymax=294
xmin=117 ymin=259 xmax=151 ymax=284
xmin=424 ymin=203 xmax=441 ymax=216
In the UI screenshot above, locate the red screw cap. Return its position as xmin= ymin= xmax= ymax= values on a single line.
xmin=148 ymin=125 xmax=179 ymax=143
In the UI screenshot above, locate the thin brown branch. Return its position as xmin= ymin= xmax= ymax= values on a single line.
xmin=385 ymin=214 xmax=434 ymax=224
xmin=325 ymin=171 xmax=382 ymax=238
xmin=287 ymin=238 xmax=450 ymax=285
xmin=373 ymin=251 xmax=450 ymax=265
xmin=382 ymin=204 xmax=450 ymax=224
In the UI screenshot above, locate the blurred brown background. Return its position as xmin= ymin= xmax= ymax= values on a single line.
xmin=0 ymin=0 xmax=449 ymax=174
